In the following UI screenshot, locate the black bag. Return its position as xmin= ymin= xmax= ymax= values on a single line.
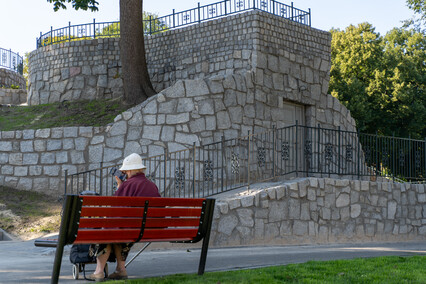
xmin=70 ymin=244 xmax=96 ymax=264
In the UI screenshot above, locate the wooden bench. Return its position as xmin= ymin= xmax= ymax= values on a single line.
xmin=35 ymin=194 xmax=215 ymax=284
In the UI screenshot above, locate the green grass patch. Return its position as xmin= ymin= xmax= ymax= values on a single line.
xmin=108 ymin=256 xmax=426 ymax=283
xmin=0 ymin=99 xmax=129 ymax=131
xmin=0 ymin=186 xmax=61 ymax=235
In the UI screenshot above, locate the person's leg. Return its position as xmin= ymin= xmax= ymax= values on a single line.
xmin=108 ymin=244 xmax=128 ymax=279
xmin=113 ymin=244 xmax=127 ymax=272
xmin=93 ymin=244 xmax=111 ymax=274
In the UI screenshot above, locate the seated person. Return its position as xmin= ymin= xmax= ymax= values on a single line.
xmin=89 ymin=153 xmax=160 ymax=281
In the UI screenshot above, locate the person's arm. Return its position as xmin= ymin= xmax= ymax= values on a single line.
xmin=115 ymin=176 xmax=124 ymax=189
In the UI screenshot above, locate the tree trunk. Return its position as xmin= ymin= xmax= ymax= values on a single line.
xmin=120 ymin=0 xmax=156 ymax=105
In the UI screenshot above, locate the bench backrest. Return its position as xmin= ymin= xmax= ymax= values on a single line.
xmin=60 ymin=195 xmax=215 ymax=245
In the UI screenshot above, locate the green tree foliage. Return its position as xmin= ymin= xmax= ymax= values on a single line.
xmin=47 ymin=0 xmax=98 ymax=11
xmin=47 ymin=0 xmax=156 ymax=105
xmin=98 ymin=12 xmax=168 ymax=37
xmin=404 ymin=0 xmax=426 ymax=32
xmin=329 ymin=23 xmax=426 ymax=139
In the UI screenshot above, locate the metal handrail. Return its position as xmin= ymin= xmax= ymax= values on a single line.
xmin=0 ymin=48 xmax=23 ymax=75
xmin=64 ymin=124 xmax=426 ymax=197
xmin=36 ymin=0 xmax=311 ymax=48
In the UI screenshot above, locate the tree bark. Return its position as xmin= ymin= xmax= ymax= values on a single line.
xmin=120 ymin=0 xmax=156 ymax=105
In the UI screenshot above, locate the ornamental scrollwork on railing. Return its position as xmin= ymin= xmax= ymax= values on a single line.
xmin=281 ymin=141 xmax=290 ymax=161
xmin=183 ymin=13 xmax=191 ymax=22
xmin=231 ymin=152 xmax=240 ymax=174
xmin=174 ymin=167 xmax=185 ymax=191
xmin=345 ymin=144 xmax=353 ymax=162
xmin=415 ymin=150 xmax=421 ymax=169
xmin=257 ymin=147 xmax=266 ymax=167
xmin=325 ymin=143 xmax=333 ymax=161
xmin=364 ymin=147 xmax=371 ymax=164
xmin=304 ymin=140 xmax=312 ymax=160
xmin=382 ymin=147 xmax=389 ymax=167
xmin=203 ymin=160 xmax=213 ymax=181
xmin=399 ymin=149 xmax=405 ymax=167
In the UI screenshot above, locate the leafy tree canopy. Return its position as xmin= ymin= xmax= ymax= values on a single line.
xmin=47 ymin=0 xmax=99 ymax=12
xmin=329 ymin=23 xmax=426 ymax=139
xmin=404 ymin=0 xmax=426 ymax=33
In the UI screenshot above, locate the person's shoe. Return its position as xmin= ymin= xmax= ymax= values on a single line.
xmin=87 ymin=272 xmax=105 ymax=282
xmin=108 ymin=270 xmax=128 ymax=280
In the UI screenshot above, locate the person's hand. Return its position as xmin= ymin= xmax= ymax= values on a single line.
xmin=115 ymin=176 xmax=123 ymax=188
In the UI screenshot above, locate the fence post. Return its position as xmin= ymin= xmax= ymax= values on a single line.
xmin=149 ymin=15 xmax=152 ymax=34
xmin=173 ymin=9 xmax=176 ymax=28
xmin=317 ymin=124 xmax=321 ymax=175
xmin=99 ymin=161 xmax=103 ymax=195
xmin=68 ymin=22 xmax=71 ymax=42
xmin=198 ymin=2 xmax=201 ymax=24
xmin=272 ymin=0 xmax=275 ymax=14
xmin=424 ymin=137 xmax=426 ymax=182
xmin=272 ymin=125 xmax=276 ymax=178
xmin=253 ymin=0 xmax=256 ymax=9
xmin=221 ymin=135 xmax=225 ymax=192
xmin=164 ymin=148 xmax=168 ymax=197
xmin=39 ymin=32 xmax=42 ymax=48
xmin=295 ymin=120 xmax=299 ymax=177
xmin=225 ymin=0 xmax=227 ymax=15
xmin=375 ymin=131 xmax=379 ymax=177
xmin=247 ymin=131 xmax=251 ymax=189
xmin=357 ymin=130 xmax=360 ymax=180
xmin=9 ymin=49 xmax=11 ymax=71
xmin=193 ymin=142 xmax=196 ymax=198
xmin=308 ymin=8 xmax=311 ymax=26
xmin=64 ymin=170 xmax=68 ymax=195
xmin=291 ymin=2 xmax=294 ymax=21
xmin=93 ymin=18 xmax=96 ymax=39
xmin=338 ymin=126 xmax=341 ymax=176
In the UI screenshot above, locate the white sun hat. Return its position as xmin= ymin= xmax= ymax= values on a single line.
xmin=119 ymin=153 xmax=146 ymax=171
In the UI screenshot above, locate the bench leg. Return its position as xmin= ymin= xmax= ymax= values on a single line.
xmin=51 ymin=243 xmax=65 ymax=284
xmin=197 ymin=235 xmax=210 ymax=275
xmin=198 ymin=199 xmax=215 ymax=275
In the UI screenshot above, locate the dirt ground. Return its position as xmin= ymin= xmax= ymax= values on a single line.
xmin=0 ymin=186 xmax=62 ymax=240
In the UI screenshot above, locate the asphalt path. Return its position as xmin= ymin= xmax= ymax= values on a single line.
xmin=0 ymin=240 xmax=425 ymax=283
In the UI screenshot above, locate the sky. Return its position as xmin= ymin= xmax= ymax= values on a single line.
xmin=0 ymin=0 xmax=414 ymax=57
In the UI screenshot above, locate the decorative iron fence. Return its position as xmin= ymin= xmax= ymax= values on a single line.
xmin=64 ymin=124 xmax=426 ymax=197
xmin=0 ymin=48 xmax=23 ymax=75
xmin=36 ymin=0 xmax=311 ymax=48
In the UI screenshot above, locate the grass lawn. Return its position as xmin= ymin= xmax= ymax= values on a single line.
xmin=0 ymin=98 xmax=129 ymax=131
xmin=107 ymin=255 xmax=425 ymax=283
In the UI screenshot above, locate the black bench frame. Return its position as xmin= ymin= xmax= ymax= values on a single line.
xmin=35 ymin=195 xmax=215 ymax=284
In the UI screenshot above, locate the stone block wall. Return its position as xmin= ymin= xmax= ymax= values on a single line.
xmin=27 ymin=10 xmax=333 ymax=111
xmin=27 ymin=39 xmax=122 ymax=105
xmin=0 ymin=73 xmax=355 ymax=194
xmin=210 ymin=178 xmax=426 ymax=247
xmin=0 ymin=68 xmax=26 ymax=89
xmin=0 ymin=89 xmax=27 ymax=105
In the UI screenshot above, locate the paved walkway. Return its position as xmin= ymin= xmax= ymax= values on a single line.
xmin=0 ymin=240 xmax=425 ymax=283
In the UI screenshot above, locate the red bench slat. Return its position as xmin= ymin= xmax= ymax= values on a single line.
xmin=80 ymin=207 xmax=202 ymax=218
xmin=79 ymin=217 xmax=200 ymax=228
xmin=81 ymin=196 xmax=205 ymax=207
xmin=75 ymin=228 xmax=198 ymax=243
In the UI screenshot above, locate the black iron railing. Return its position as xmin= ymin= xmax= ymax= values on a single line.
xmin=0 ymin=48 xmax=23 ymax=75
xmin=64 ymin=124 xmax=426 ymax=198
xmin=36 ymin=0 xmax=311 ymax=48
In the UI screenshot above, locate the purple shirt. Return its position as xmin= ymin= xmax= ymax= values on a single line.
xmin=114 ymin=173 xmax=160 ymax=197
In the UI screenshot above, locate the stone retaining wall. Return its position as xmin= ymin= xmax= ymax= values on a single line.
xmin=0 ymin=72 xmax=355 ymax=193
xmin=0 ymin=89 xmax=27 ymax=105
xmin=0 ymin=68 xmax=26 ymax=89
xmin=27 ymin=10 xmax=332 ymax=107
xmin=210 ymin=178 xmax=426 ymax=247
